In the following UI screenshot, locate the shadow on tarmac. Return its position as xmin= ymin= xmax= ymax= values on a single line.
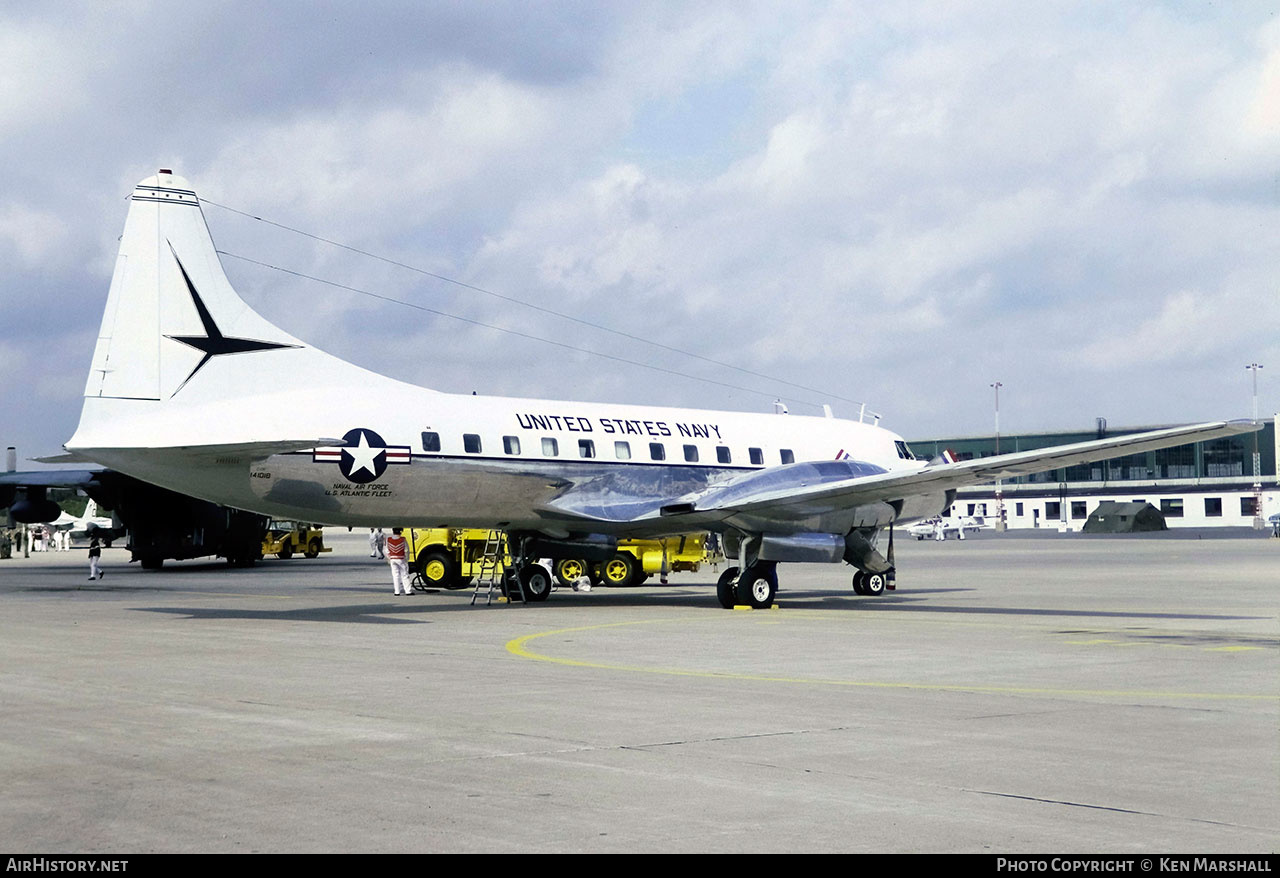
xmin=126 ymin=585 xmax=1269 ymax=624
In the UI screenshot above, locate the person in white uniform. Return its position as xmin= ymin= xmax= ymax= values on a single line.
xmin=385 ymin=528 xmax=411 ymax=596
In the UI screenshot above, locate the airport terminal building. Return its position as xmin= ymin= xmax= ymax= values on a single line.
xmin=910 ymin=418 xmax=1279 ymax=530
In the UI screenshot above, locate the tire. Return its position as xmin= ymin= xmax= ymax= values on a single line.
xmin=863 ymin=571 xmax=887 ymax=597
xmin=521 ymin=563 xmax=553 ymax=602
xmin=554 ymin=558 xmax=589 ymax=588
xmin=600 ymin=552 xmax=639 ymax=587
xmin=851 ymin=570 xmax=867 ymax=595
xmin=305 ymin=538 xmax=322 ymax=559
xmin=140 ymin=555 xmax=164 ymax=571
xmin=716 ymin=567 xmax=740 ymax=609
xmin=736 ymin=562 xmax=778 ymax=609
xmin=277 ymin=541 xmax=293 ymax=560
xmin=417 ymin=551 xmax=459 ymax=589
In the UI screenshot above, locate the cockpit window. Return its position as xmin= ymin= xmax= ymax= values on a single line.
xmin=894 ymin=440 xmax=916 ymax=460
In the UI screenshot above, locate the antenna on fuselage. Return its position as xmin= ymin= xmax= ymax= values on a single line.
xmin=774 ymin=399 xmax=789 ymax=415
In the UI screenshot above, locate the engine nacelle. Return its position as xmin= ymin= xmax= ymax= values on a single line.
xmin=721 ymin=531 xmax=847 ymax=564
xmin=10 ymin=496 xmax=62 ymax=524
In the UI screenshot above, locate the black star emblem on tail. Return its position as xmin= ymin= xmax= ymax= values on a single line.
xmin=164 ymin=245 xmax=299 ymax=396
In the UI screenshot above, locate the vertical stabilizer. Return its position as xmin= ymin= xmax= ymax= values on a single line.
xmin=85 ymin=171 xmax=305 ymax=403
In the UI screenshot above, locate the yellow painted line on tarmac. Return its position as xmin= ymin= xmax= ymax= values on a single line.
xmin=505 ymin=619 xmax=1273 ymax=702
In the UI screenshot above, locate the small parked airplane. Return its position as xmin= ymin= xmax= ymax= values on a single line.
xmin=52 ymin=171 xmax=1257 ymax=607
xmin=907 ymin=515 xmax=987 ymax=541
xmin=52 ymin=499 xmax=116 ymax=542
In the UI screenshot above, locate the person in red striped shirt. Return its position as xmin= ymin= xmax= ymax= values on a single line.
xmin=386 ymin=527 xmax=412 ymax=596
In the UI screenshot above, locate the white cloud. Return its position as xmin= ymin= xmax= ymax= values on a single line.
xmin=0 ymin=202 xmax=70 ymax=268
xmin=2 ymin=1 xmax=1278 ymax=457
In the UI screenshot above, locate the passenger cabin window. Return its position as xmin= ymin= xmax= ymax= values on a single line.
xmin=780 ymin=449 xmax=795 ymax=464
xmin=615 ymin=441 xmax=631 ymax=460
xmin=503 ymin=436 xmax=521 ymax=455
xmin=578 ymin=439 xmax=596 ymax=459
xmin=716 ymin=447 xmax=731 ymax=464
xmin=684 ymin=445 xmax=699 ymax=463
xmin=421 ymin=431 xmax=440 ymax=452
xmin=463 ymin=434 xmax=482 ymax=454
xmin=649 ymin=443 xmax=666 ymax=461
xmin=749 ymin=447 xmax=763 ymax=466
xmin=542 ymin=437 xmax=558 ymax=457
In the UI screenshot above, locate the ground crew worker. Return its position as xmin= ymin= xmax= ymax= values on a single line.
xmin=386 ymin=528 xmax=411 ymax=595
xmin=88 ymin=537 xmax=104 ymax=580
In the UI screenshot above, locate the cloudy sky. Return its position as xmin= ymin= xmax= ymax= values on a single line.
xmin=2 ymin=1 xmax=1276 ymax=465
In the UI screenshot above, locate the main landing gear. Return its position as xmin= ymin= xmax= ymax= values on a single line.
xmin=716 ymin=561 xmax=779 ymax=609
xmin=717 ymin=563 xmax=891 ymax=608
xmin=851 ymin=568 xmax=894 ymax=596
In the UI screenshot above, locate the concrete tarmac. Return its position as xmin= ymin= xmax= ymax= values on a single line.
xmin=0 ymin=531 xmax=1275 ymax=853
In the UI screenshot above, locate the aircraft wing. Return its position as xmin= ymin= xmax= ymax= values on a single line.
xmin=0 ymin=469 xmax=106 ymax=488
xmin=651 ymin=419 xmax=1261 ymax=526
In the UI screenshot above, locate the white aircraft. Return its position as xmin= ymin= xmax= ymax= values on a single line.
xmin=55 ymin=171 xmax=1258 ymax=607
xmin=907 ymin=515 xmax=987 ymax=541
xmin=52 ymin=499 xmax=115 ymax=542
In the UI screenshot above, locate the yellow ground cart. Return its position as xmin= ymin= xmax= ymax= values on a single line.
xmin=261 ymin=521 xmax=329 ymax=560
xmin=406 ymin=528 xmax=714 ymax=590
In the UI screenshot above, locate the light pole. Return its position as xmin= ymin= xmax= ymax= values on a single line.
xmin=1245 ymin=364 xmax=1263 ymax=528
xmin=991 ymin=382 xmax=1005 ymax=531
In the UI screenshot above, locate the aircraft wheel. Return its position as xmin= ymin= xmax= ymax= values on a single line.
xmin=554 ymin=558 xmax=589 ymax=588
xmin=851 ymin=570 xmax=867 ymax=595
xmin=521 ymin=563 xmax=553 ymax=602
xmin=736 ymin=562 xmax=778 ymax=609
xmin=862 ymin=571 xmax=887 ymax=597
xmin=601 ymin=552 xmax=639 ymax=587
xmin=305 ymin=538 xmax=322 ymax=559
xmin=716 ymin=567 xmax=739 ymax=609
xmin=278 ymin=542 xmax=293 ymax=560
xmin=418 ymin=551 xmax=459 ymax=589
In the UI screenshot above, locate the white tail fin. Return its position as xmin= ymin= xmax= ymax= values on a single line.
xmin=69 ymin=171 xmax=417 ymax=453
xmin=85 ymin=171 xmax=308 ymax=403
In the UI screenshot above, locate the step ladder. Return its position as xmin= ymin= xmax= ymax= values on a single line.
xmin=470 ymin=530 xmax=523 ymax=606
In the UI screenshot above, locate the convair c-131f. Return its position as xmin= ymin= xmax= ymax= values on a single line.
xmin=61 ymin=171 xmax=1258 ymax=607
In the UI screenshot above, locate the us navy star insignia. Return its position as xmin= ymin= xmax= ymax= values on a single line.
xmin=312 ymin=428 xmax=412 ymax=484
xmin=164 ymin=244 xmax=298 ymax=395
xmin=345 ymin=431 xmax=385 ymax=478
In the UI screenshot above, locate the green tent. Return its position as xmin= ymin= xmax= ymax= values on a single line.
xmin=1082 ymin=501 xmax=1167 ymax=533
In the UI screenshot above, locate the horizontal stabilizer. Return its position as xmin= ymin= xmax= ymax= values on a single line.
xmin=154 ymin=439 xmax=345 ymax=460
xmin=31 ymin=452 xmax=102 ymax=465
